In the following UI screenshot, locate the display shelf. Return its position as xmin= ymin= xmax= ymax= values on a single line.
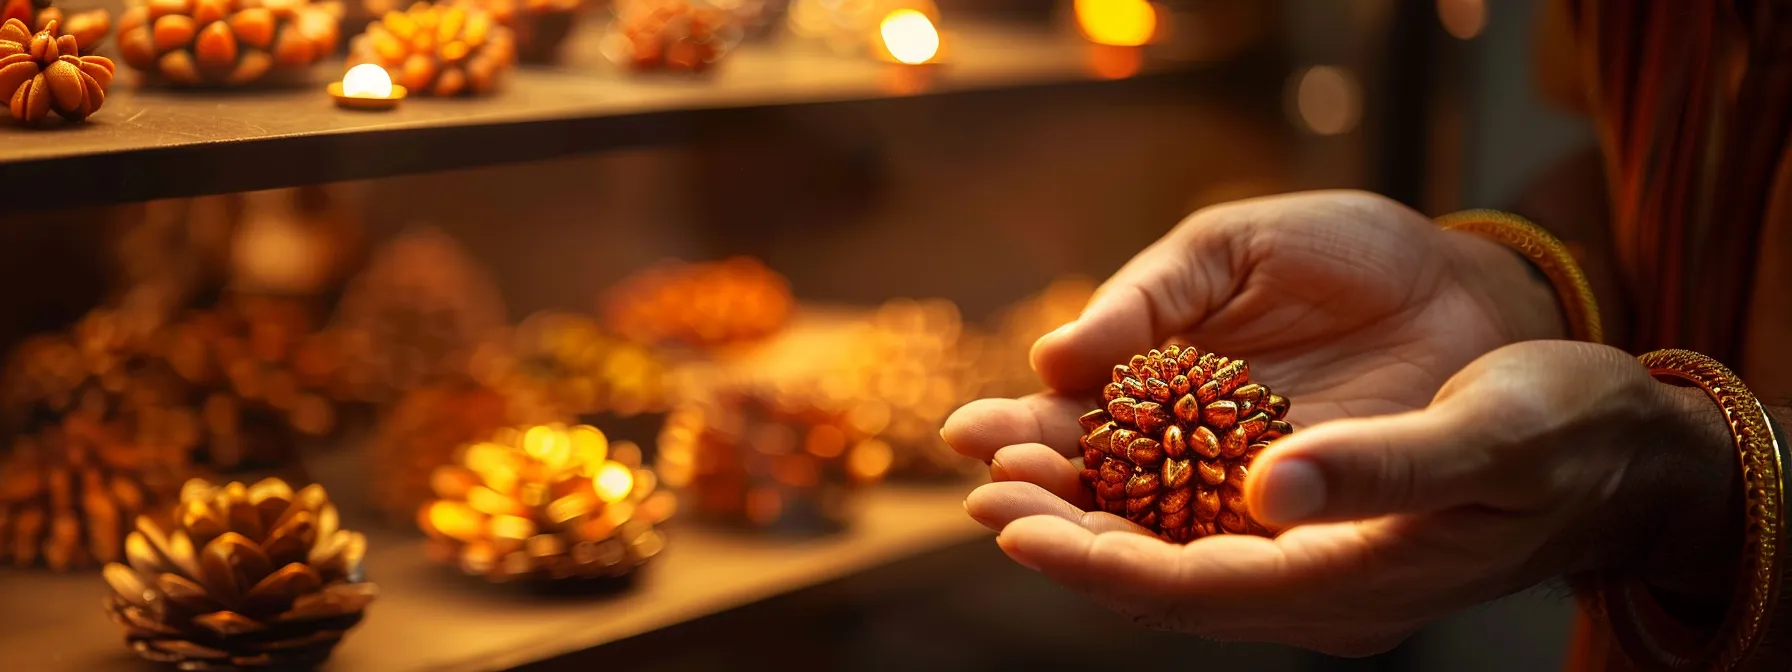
xmin=0 ymin=23 xmax=1220 ymax=208
xmin=0 ymin=482 xmax=988 ymax=672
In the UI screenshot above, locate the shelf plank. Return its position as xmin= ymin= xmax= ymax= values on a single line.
xmin=0 ymin=23 xmax=1202 ymax=207
xmin=0 ymin=483 xmax=988 ymax=672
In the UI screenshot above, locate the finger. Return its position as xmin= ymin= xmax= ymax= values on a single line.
xmin=942 ymin=394 xmax=1091 ymax=461
xmin=1032 ymin=215 xmax=1239 ymax=393
xmin=997 ymin=515 xmax=1187 ymax=592
xmin=990 ymin=443 xmax=1092 ymax=508
xmin=1245 ymin=409 xmax=1494 ymax=527
xmin=965 ymin=481 xmax=1149 ymax=535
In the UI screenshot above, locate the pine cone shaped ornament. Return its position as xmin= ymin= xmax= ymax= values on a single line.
xmin=349 ymin=2 xmax=515 ymax=97
xmin=657 ymin=385 xmax=890 ymax=532
xmin=419 ymin=423 xmax=675 ymax=584
xmin=601 ymin=0 xmax=742 ymax=74
xmin=331 ymin=227 xmax=508 ymax=405
xmin=0 ymin=415 xmax=187 ymax=571
xmin=102 ymin=478 xmax=376 ymax=670
xmin=0 ymin=18 xmax=112 ymax=124
xmin=0 ymin=0 xmax=112 ymax=53
xmin=1079 ymin=345 xmax=1293 ymax=541
xmin=116 ymin=0 xmax=341 ymax=87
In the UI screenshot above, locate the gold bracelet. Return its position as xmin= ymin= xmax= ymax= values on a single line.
xmin=1590 ymin=349 xmax=1785 ymax=671
xmin=1436 ymin=209 xmax=1603 ymax=344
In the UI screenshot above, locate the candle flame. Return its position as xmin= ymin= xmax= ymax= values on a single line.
xmin=342 ymin=64 xmax=393 ymax=98
xmin=879 ymin=9 xmax=940 ymax=65
xmin=1075 ymin=0 xmax=1157 ymax=47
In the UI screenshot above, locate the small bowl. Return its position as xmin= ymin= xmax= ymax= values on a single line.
xmin=329 ymin=81 xmax=409 ymax=111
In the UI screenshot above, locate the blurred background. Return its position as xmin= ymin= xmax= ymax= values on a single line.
xmin=0 ymin=0 xmax=1600 ymax=670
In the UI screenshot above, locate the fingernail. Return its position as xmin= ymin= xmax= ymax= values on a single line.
xmin=1257 ymin=459 xmax=1326 ymax=523
xmin=989 ymin=458 xmax=1009 ymax=481
xmin=994 ymin=533 xmax=1040 ymax=571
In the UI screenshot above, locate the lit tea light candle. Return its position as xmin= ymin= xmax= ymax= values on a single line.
xmin=330 ymin=64 xmax=407 ymax=111
xmin=876 ymin=9 xmax=944 ymax=65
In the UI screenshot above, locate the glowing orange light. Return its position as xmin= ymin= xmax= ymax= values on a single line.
xmin=1075 ymin=0 xmax=1157 ymax=48
xmin=879 ymin=9 xmax=940 ymax=64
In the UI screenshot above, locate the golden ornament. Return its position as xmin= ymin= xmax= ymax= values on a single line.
xmin=419 ymin=423 xmax=675 ymax=583
xmin=0 ymin=18 xmax=113 ymax=124
xmin=348 ymin=2 xmax=515 ymax=97
xmin=115 ymin=0 xmax=341 ymax=87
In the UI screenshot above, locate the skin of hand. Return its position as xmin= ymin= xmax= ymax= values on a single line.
xmin=942 ymin=190 xmax=1740 ymax=655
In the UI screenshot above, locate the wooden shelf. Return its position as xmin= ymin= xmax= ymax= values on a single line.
xmin=0 ymin=23 xmax=1216 ymax=208
xmin=0 ymin=482 xmax=988 ymax=672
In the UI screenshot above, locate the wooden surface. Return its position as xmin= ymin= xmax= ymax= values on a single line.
xmin=0 ymin=23 xmax=1204 ymax=207
xmin=0 ymin=483 xmax=989 ymax=672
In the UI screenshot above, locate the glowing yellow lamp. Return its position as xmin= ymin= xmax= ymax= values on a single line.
xmin=330 ymin=64 xmax=407 ymax=111
xmin=1075 ymin=0 xmax=1157 ymax=47
xmin=879 ymin=9 xmax=941 ymax=65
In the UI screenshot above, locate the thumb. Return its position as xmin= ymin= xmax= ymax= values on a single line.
xmin=1031 ymin=222 xmax=1238 ymax=393
xmin=1244 ymin=407 xmax=1498 ymax=527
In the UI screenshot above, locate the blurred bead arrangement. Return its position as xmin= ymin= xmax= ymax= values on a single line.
xmin=419 ymin=423 xmax=674 ymax=583
xmin=601 ymin=256 xmax=792 ymax=350
xmin=474 ymin=311 xmax=671 ymax=421
xmin=0 ymin=184 xmax=1100 ymax=587
xmin=601 ymin=0 xmax=743 ymax=74
xmin=657 ymin=384 xmax=890 ymax=533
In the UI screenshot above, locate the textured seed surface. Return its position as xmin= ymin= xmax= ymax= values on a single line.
xmin=1078 ymin=345 xmax=1293 ymax=542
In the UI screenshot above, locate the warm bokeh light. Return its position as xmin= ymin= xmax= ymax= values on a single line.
xmin=1291 ymin=66 xmax=1363 ymax=136
xmin=1074 ymin=0 xmax=1157 ymax=47
xmin=570 ymin=425 xmax=608 ymax=471
xmin=848 ymin=439 xmax=893 ymax=481
xmin=341 ymin=64 xmax=394 ymax=98
xmin=880 ymin=9 xmax=941 ymax=65
xmin=594 ymin=461 xmax=635 ymax=504
xmin=523 ymin=425 xmax=570 ymax=466
xmin=1437 ymin=0 xmax=1487 ymax=40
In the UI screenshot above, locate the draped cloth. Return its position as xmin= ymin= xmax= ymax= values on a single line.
xmin=1539 ymin=0 xmax=1792 ymax=669
xmin=1542 ymin=0 xmax=1792 ymax=364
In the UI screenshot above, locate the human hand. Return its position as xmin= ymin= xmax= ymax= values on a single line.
xmin=945 ymin=190 xmax=1564 ymax=468
xmin=959 ymin=341 xmax=1736 ymax=656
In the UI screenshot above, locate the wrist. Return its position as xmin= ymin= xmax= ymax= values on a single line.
xmin=1440 ymin=230 xmax=1570 ymax=343
xmin=1627 ymin=382 xmax=1744 ymax=607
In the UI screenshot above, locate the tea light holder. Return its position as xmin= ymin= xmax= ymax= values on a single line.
xmin=330 ymin=64 xmax=407 ymax=111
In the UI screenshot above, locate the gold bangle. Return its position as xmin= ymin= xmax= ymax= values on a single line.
xmin=1591 ymin=349 xmax=1785 ymax=671
xmin=1436 ymin=209 xmax=1603 ymax=344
